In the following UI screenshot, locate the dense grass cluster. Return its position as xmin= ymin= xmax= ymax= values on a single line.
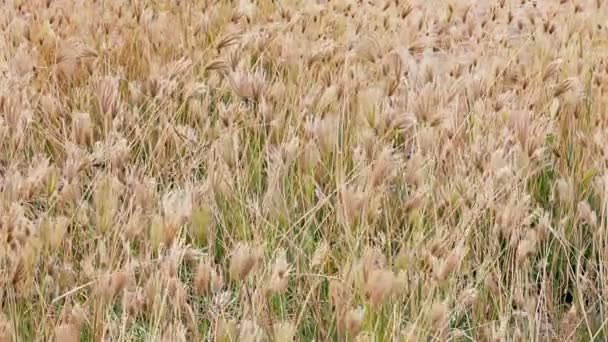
xmin=1 ymin=0 xmax=608 ymax=340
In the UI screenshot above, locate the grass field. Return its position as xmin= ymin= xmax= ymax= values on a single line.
xmin=1 ymin=0 xmax=608 ymax=340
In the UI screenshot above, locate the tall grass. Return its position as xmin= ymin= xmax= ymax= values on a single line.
xmin=1 ymin=0 xmax=608 ymax=340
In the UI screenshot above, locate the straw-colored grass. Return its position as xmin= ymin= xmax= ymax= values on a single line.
xmin=1 ymin=0 xmax=608 ymax=340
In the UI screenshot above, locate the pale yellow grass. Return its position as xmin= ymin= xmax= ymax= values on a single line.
xmin=1 ymin=0 xmax=608 ymax=341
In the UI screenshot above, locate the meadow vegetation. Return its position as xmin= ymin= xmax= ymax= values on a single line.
xmin=1 ymin=0 xmax=608 ymax=340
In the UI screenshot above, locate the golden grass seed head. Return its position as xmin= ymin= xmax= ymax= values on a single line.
xmin=363 ymin=268 xmax=397 ymax=307
xmin=542 ymin=58 xmax=563 ymax=82
xmin=329 ymin=279 xmax=349 ymax=311
xmin=434 ymin=244 xmax=465 ymax=281
xmin=485 ymin=272 xmax=500 ymax=297
xmin=516 ymin=229 xmax=538 ymax=264
xmin=97 ymin=270 xmax=131 ymax=304
xmin=194 ymin=260 xmax=212 ymax=297
xmin=39 ymin=93 xmax=63 ymax=119
xmin=96 ymin=76 xmax=121 ymax=119
xmin=210 ymin=267 xmax=225 ymax=294
xmin=577 ymin=200 xmax=598 ymax=228
xmin=555 ymin=177 xmax=574 ymax=205
xmin=427 ymin=300 xmax=449 ymax=333
xmin=340 ymin=186 xmax=367 ymax=229
xmin=344 ymin=306 xmax=365 ymax=337
xmin=49 ymin=215 xmax=69 ymax=250
xmin=229 ymin=242 xmax=263 ymax=282
xmin=71 ymin=111 xmax=93 ymax=145
xmin=310 ymin=240 xmax=330 ymax=268
xmin=265 ymin=249 xmax=291 ymax=295
xmin=161 ymin=189 xmax=194 ymax=233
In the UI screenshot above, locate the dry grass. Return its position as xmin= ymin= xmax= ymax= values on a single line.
xmin=1 ymin=0 xmax=608 ymax=340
